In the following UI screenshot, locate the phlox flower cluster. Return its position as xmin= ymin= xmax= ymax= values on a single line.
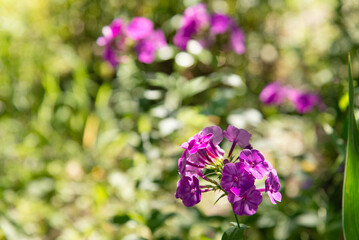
xmin=260 ymin=82 xmax=326 ymax=114
xmin=97 ymin=17 xmax=167 ymax=67
xmin=175 ymin=125 xmax=281 ymax=216
xmin=97 ymin=3 xmax=246 ymax=67
xmin=174 ymin=3 xmax=245 ymax=55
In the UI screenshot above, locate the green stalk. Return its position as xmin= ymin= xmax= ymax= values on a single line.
xmin=342 ymin=53 xmax=359 ymax=239
xmin=233 ymin=211 xmax=240 ymax=228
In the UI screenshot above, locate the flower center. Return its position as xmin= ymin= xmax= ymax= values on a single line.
xmin=233 ymin=176 xmax=239 ymax=182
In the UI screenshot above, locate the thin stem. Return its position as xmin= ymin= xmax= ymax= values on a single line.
xmin=227 ymin=141 xmax=237 ymax=159
xmin=233 ymin=209 xmax=240 ymax=228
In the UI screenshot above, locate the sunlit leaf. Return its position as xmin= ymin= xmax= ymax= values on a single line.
xmin=221 ymin=225 xmax=246 ymax=240
xmin=342 ymin=53 xmax=359 ymax=239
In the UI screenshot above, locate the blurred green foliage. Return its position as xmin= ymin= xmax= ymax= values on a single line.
xmin=0 ymin=0 xmax=358 ymax=239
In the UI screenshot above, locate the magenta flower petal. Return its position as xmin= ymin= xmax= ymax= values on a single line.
xmin=103 ymin=46 xmax=119 ymax=67
xmin=107 ymin=18 xmax=124 ymax=38
xmin=230 ymin=26 xmax=245 ymax=55
xmin=181 ymin=132 xmax=213 ymax=154
xmin=240 ymin=149 xmax=272 ymax=179
xmin=210 ymin=13 xmax=232 ymax=34
xmin=221 ymin=162 xmax=255 ymax=192
xmin=178 ymin=151 xmax=205 ymax=178
xmin=265 ymin=170 xmax=281 ymax=204
xmin=175 ymin=176 xmax=201 ymax=207
xmin=202 ymin=126 xmax=223 ymax=145
xmin=135 ymin=30 xmax=167 ymax=64
xmin=260 ymin=82 xmax=288 ymax=105
xmin=268 ymin=191 xmax=282 ymax=204
xmin=136 ymin=40 xmax=156 ymax=63
xmin=173 ymin=4 xmax=209 ymax=50
xmin=223 ymin=125 xmax=251 ymax=148
xmin=183 ymin=3 xmax=209 ymax=30
xmin=126 ymin=17 xmax=154 ymax=40
xmin=288 ymin=89 xmax=320 ymax=114
xmin=229 ymin=186 xmax=262 ymax=216
xmin=173 ymin=30 xmax=192 ymax=50
xmin=97 ymin=18 xmax=124 ymax=46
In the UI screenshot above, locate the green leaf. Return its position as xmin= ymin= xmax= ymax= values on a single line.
xmin=146 ymin=209 xmax=176 ymax=233
xmin=110 ymin=214 xmax=130 ymax=225
xmin=221 ymin=225 xmax=246 ymax=240
xmin=214 ymin=193 xmax=226 ymax=205
xmin=343 ymin=53 xmax=359 ymax=239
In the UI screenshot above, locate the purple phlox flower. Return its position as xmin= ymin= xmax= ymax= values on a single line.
xmin=229 ymin=26 xmax=245 ymax=55
xmin=126 ymin=17 xmax=154 ymax=40
xmin=202 ymin=125 xmax=223 ymax=145
xmin=228 ymin=186 xmax=262 ymax=216
xmin=135 ymin=29 xmax=167 ymax=63
xmin=175 ymin=176 xmax=201 ymax=207
xmin=173 ymin=3 xmax=210 ymax=50
xmin=287 ymin=89 xmax=320 ymax=114
xmin=265 ymin=170 xmax=282 ymax=204
xmin=97 ymin=18 xmax=124 ymax=46
xmin=103 ymin=46 xmax=119 ymax=67
xmin=223 ymin=125 xmax=252 ymax=148
xmin=97 ymin=18 xmax=127 ymax=67
xmin=178 ymin=151 xmax=205 ymax=178
xmin=221 ymin=162 xmax=255 ymax=192
xmin=259 ymin=82 xmax=288 ymax=105
xmin=180 ymin=132 xmax=213 ymax=154
xmin=173 ymin=28 xmax=193 ymax=50
xmin=239 ymin=149 xmax=272 ymax=179
xmin=182 ymin=3 xmax=210 ymax=30
xmin=210 ymin=13 xmax=233 ymax=35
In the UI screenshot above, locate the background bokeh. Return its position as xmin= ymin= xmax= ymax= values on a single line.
xmin=1 ymin=0 xmax=358 ymax=239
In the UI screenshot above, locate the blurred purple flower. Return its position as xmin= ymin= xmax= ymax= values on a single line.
xmin=239 ymin=149 xmax=272 ymax=180
xmin=175 ymin=176 xmax=201 ymax=207
xmin=102 ymin=46 xmax=119 ymax=67
xmin=173 ymin=3 xmax=209 ymax=50
xmin=135 ymin=30 xmax=167 ymax=64
xmin=265 ymin=170 xmax=282 ymax=204
xmin=229 ymin=26 xmax=245 ymax=55
xmin=288 ymin=89 xmax=320 ymax=114
xmin=223 ymin=125 xmax=251 ymax=148
xmin=97 ymin=18 xmax=126 ymax=67
xmin=259 ymin=82 xmax=287 ymax=105
xmin=228 ymin=186 xmax=262 ymax=216
xmin=97 ymin=18 xmax=124 ymax=46
xmin=210 ymin=13 xmax=233 ymax=34
xmin=221 ymin=162 xmax=255 ymax=192
xmin=126 ymin=17 xmax=154 ymax=40
xmin=260 ymin=82 xmax=325 ymax=114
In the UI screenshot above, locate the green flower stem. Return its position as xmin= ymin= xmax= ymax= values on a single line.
xmin=233 ymin=207 xmax=240 ymax=228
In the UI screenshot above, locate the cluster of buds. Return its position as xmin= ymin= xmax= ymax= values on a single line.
xmin=97 ymin=17 xmax=167 ymax=67
xmin=175 ymin=125 xmax=281 ymax=216
xmin=174 ymin=3 xmax=245 ymax=55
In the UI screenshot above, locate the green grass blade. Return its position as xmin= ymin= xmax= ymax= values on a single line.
xmin=343 ymin=53 xmax=359 ymax=239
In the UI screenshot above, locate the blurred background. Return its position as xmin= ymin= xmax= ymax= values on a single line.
xmin=0 ymin=0 xmax=358 ymax=239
